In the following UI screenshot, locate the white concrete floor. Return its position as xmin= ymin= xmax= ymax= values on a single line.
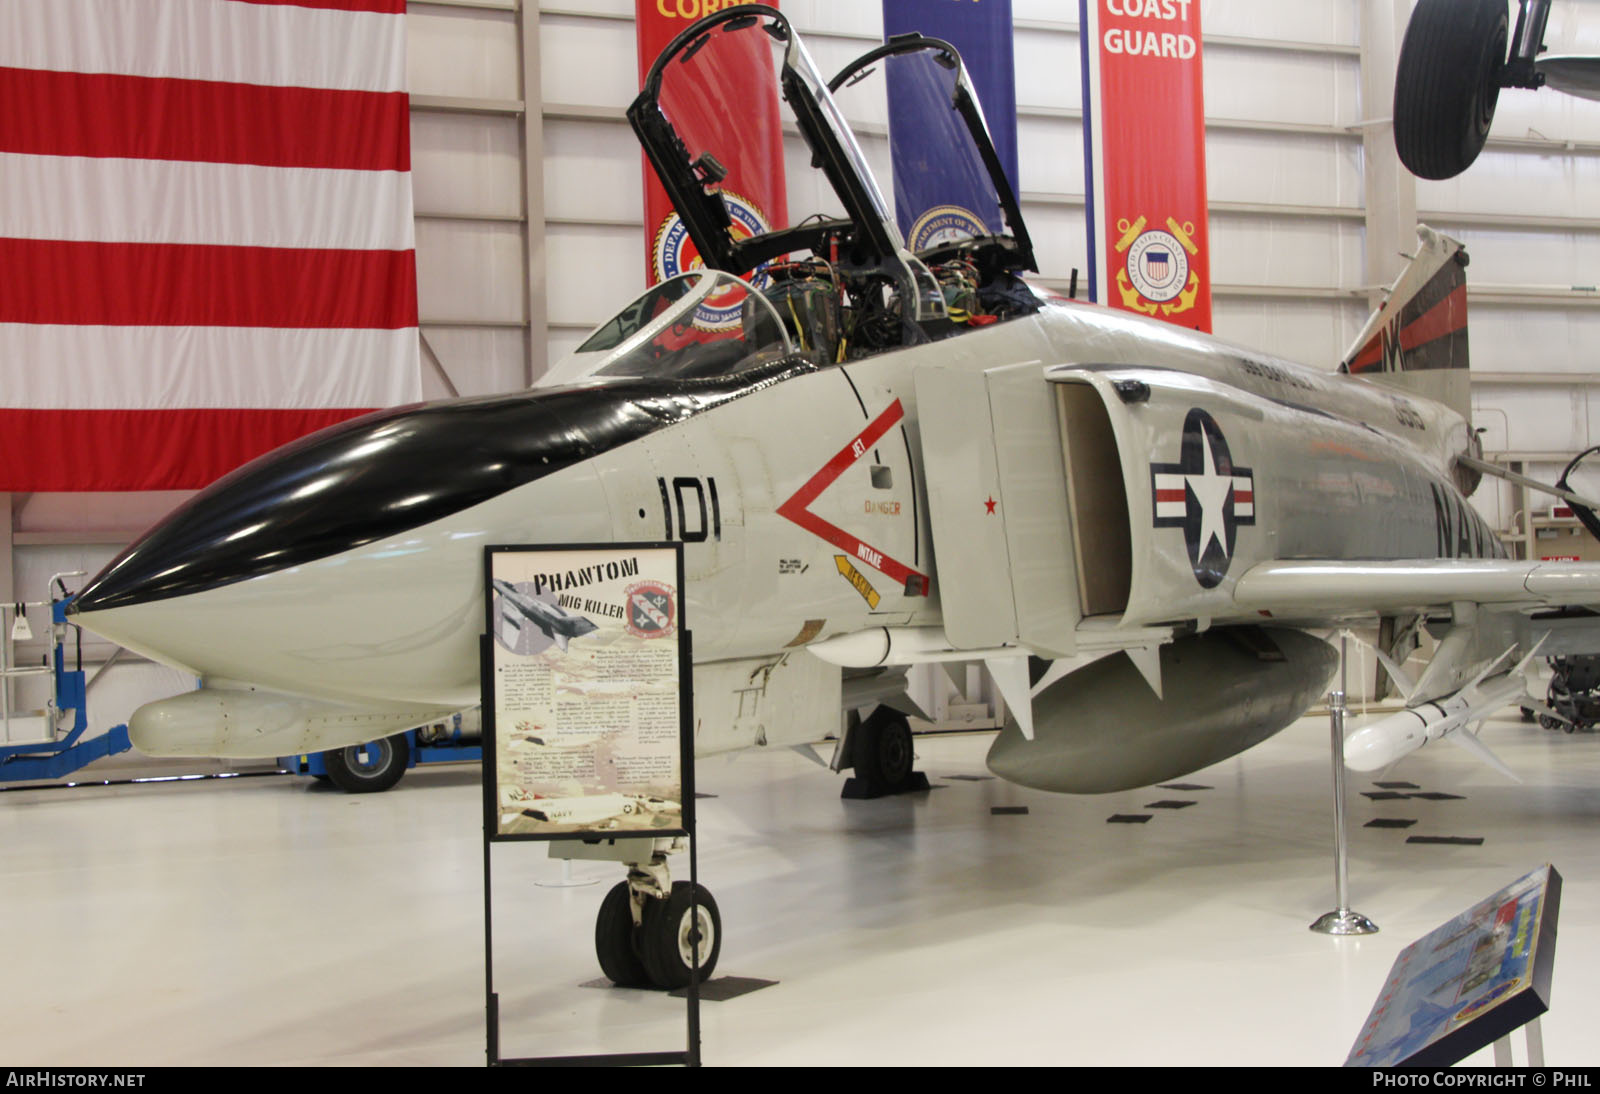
xmin=1 ymin=710 xmax=1596 ymax=1067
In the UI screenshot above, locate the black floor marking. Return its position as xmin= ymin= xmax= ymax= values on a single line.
xmin=1107 ymin=814 xmax=1153 ymax=824
xmin=1409 ymin=792 xmax=1465 ymax=801
xmin=582 ymin=976 xmax=779 ymax=1001
xmin=1373 ymin=781 xmax=1420 ymax=789
xmin=1362 ymin=791 xmax=1411 ymax=801
xmin=1365 ymin=818 xmax=1418 ymax=829
xmin=694 ymin=793 xmax=717 ymax=799
xmin=943 ymin=774 xmax=994 ymax=781
xmin=670 ymin=976 xmax=779 ymax=1001
xmin=990 ymin=806 xmax=1029 ymax=815
xmin=1144 ymin=800 xmax=1196 ymax=810
xmin=1158 ymin=782 xmax=1212 ymax=791
xmin=1406 ymin=836 xmax=1484 ymax=846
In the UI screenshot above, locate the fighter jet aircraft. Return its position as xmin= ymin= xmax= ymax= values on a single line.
xmin=65 ymin=6 xmax=1600 ymax=987
xmin=491 ymin=577 xmax=597 ymax=652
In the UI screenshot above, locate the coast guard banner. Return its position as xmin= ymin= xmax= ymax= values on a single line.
xmin=1080 ymin=0 xmax=1211 ymax=332
xmin=882 ymin=0 xmax=1019 ymax=244
xmin=0 ymin=0 xmax=420 ymax=491
xmin=634 ymin=0 xmax=786 ymax=294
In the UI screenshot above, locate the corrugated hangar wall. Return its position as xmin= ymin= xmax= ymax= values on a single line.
xmin=5 ymin=0 xmax=1600 ymax=751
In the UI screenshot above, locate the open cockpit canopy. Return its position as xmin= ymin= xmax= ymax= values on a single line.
xmin=627 ymin=5 xmax=1033 ymax=279
xmin=545 ymin=4 xmax=1043 ymax=389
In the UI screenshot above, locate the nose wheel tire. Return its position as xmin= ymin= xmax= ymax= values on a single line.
xmin=322 ymin=733 xmax=410 ymax=793
xmin=594 ymin=881 xmax=653 ymax=988
xmin=637 ymin=881 xmax=720 ymax=990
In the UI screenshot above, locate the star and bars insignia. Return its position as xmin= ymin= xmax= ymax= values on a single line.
xmin=1151 ymin=408 xmax=1254 ymax=589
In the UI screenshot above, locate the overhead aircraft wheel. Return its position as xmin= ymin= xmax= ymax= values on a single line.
xmin=854 ymin=707 xmax=915 ymax=793
xmin=594 ymin=881 xmax=653 ymax=988
xmin=1392 ymin=0 xmax=1507 ymax=179
xmin=322 ymin=733 xmax=410 ymax=793
xmin=637 ymin=881 xmax=720 ymax=990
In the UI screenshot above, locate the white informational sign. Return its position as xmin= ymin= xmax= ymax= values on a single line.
xmin=483 ymin=543 xmax=687 ymax=841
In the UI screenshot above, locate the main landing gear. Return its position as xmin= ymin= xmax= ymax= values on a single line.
xmin=839 ymin=706 xmax=929 ymax=798
xmin=1536 ymin=655 xmax=1600 ymax=733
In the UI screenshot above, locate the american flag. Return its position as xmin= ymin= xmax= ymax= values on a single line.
xmin=0 ymin=0 xmax=420 ymax=491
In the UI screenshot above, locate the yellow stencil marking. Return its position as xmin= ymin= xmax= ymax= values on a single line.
xmin=834 ymin=555 xmax=881 ymax=609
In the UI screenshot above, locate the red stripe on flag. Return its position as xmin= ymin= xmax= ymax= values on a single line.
xmin=0 ymin=68 xmax=409 ymax=171
xmin=0 ymin=239 xmax=417 ymax=328
xmin=227 ymin=0 xmax=407 ymax=12
xmin=1155 ymin=489 xmax=1186 ymax=502
xmin=0 ymin=407 xmax=378 ymax=491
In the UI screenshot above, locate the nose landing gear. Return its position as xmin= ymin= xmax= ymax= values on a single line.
xmin=574 ymin=840 xmax=721 ymax=990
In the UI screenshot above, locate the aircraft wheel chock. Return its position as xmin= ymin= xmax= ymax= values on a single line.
xmin=1393 ymin=0 xmax=1507 ymax=179
xmin=594 ymin=881 xmax=653 ymax=988
xmin=638 ymin=881 xmax=720 ymax=990
xmin=322 ymin=733 xmax=410 ymax=793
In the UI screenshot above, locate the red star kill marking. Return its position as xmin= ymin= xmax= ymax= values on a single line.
xmin=984 ymin=496 xmax=997 ymax=514
xmin=777 ymin=399 xmax=930 ymax=596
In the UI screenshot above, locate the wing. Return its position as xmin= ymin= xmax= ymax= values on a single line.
xmin=1233 ymin=558 xmax=1600 ymax=615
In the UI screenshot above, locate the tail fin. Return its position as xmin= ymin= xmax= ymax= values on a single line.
xmin=1339 ymin=225 xmax=1470 ymax=421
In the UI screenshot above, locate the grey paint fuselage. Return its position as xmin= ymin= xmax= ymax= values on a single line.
xmin=72 ymin=298 xmax=1494 ymax=717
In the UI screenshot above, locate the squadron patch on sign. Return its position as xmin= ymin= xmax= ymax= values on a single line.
xmin=652 ymin=190 xmax=773 ymax=331
xmin=624 ymin=581 xmax=677 ymax=639
xmin=1150 ymin=408 xmax=1254 ymax=589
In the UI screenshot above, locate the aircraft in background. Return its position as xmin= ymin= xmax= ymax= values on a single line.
xmin=67 ymin=5 xmax=1600 ymax=988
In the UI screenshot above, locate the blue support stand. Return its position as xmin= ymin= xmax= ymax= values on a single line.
xmin=0 ymin=597 xmax=134 ymax=783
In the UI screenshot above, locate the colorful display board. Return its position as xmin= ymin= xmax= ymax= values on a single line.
xmin=482 ymin=543 xmax=690 ymax=842
xmin=1346 ymin=865 xmax=1561 ymax=1067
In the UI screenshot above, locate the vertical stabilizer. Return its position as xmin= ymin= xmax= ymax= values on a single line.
xmin=1340 ymin=225 xmax=1470 ymax=421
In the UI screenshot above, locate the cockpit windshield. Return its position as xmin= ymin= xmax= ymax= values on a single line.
xmin=539 ymin=270 xmax=798 ymax=388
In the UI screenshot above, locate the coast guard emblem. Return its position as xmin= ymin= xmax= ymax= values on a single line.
xmin=1113 ymin=214 xmax=1203 ymax=318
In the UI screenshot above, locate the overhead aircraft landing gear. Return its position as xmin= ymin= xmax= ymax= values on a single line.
xmin=1393 ymin=0 xmax=1551 ymax=180
xmin=571 ymin=839 xmax=721 ymax=990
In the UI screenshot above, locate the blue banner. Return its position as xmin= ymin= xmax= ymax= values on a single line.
xmin=882 ymin=0 xmax=1019 ymax=246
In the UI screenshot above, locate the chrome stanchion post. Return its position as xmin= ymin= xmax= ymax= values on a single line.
xmin=1312 ymin=631 xmax=1378 ymax=935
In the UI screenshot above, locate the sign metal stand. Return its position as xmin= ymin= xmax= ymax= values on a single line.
xmin=479 ymin=542 xmax=699 ymax=1067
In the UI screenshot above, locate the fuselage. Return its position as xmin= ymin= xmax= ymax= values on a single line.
xmin=70 ymin=296 xmax=1498 ymax=716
